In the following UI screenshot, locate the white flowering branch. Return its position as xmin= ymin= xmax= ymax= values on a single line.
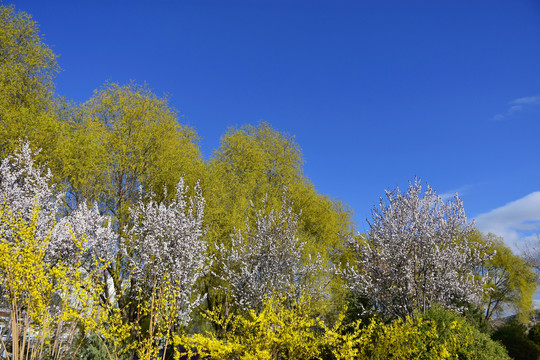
xmin=217 ymin=196 xmax=323 ymax=312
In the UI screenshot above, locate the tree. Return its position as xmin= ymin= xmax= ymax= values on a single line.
xmin=63 ymin=81 xmax=204 ymax=215
xmin=342 ymin=178 xmax=491 ymax=319
xmin=55 ymin=82 xmax=207 ymax=335
xmin=0 ymin=143 xmax=209 ymax=359
xmin=0 ymin=141 xmax=117 ymax=272
xmin=113 ymin=180 xmax=208 ymax=360
xmin=128 ymin=178 xmax=208 ymax=326
xmin=0 ymin=5 xmax=65 ymax=164
xmin=522 ymin=235 xmax=540 ymax=278
xmin=476 ymin=233 xmax=537 ymax=322
xmin=204 ymin=122 xmax=354 ymax=323
xmin=0 ymin=143 xmax=113 ymax=359
xmin=0 ymin=141 xmax=58 ymax=244
xmin=217 ymin=196 xmax=323 ymax=312
xmin=206 ymin=122 xmax=353 ymax=259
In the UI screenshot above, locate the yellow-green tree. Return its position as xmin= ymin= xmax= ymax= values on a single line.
xmin=64 ymin=81 xmax=204 ymax=214
xmin=206 ymin=122 xmax=353 ymax=257
xmin=477 ymin=233 xmax=537 ymax=322
xmin=203 ymin=122 xmax=354 ymax=324
xmin=0 ymin=5 xmax=66 ymax=165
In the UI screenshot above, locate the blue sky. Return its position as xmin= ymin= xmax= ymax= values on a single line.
xmin=9 ymin=0 xmax=540 ymax=248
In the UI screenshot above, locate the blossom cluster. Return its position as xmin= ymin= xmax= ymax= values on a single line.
xmin=128 ymin=179 xmax=208 ymax=324
xmin=217 ymin=197 xmax=323 ymax=311
xmin=342 ymin=178 xmax=491 ymax=318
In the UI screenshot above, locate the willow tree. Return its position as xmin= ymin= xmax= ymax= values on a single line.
xmin=204 ymin=122 xmax=354 ymax=321
xmin=206 ymin=122 xmax=353 ymax=258
xmin=64 ymin=81 xmax=204 ymax=215
xmin=0 ymin=5 xmax=66 ymax=167
xmin=475 ymin=233 xmax=537 ymax=322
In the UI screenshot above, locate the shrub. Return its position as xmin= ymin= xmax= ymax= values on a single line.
xmin=492 ymin=319 xmax=540 ymax=360
xmin=528 ymin=322 xmax=540 ymax=346
xmin=178 ymin=295 xmax=325 ymax=360
xmin=421 ymin=306 xmax=509 ymax=360
xmin=340 ymin=307 xmax=510 ymax=360
xmin=179 ymin=298 xmax=511 ymax=360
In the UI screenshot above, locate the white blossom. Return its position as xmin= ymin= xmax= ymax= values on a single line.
xmin=218 ymin=196 xmax=323 ymax=311
xmin=0 ymin=142 xmax=59 ymax=242
xmin=50 ymin=201 xmax=117 ymax=264
xmin=128 ymin=179 xmax=208 ymax=324
xmin=1 ymin=142 xmax=208 ymax=326
xmin=0 ymin=142 xmax=116 ymax=264
xmin=342 ymin=178 xmax=491 ymax=319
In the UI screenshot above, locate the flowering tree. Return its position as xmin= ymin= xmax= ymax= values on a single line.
xmin=342 ymin=178 xmax=490 ymax=319
xmin=128 ymin=179 xmax=208 ymax=325
xmin=0 ymin=142 xmax=58 ymax=243
xmin=51 ymin=201 xmax=117 ymax=266
xmin=218 ymin=196 xmax=323 ymax=312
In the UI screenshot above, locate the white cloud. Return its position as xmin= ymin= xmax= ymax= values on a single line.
xmin=474 ymin=192 xmax=540 ymax=252
xmin=508 ymin=105 xmax=524 ymax=114
xmin=439 ymin=184 xmax=473 ymax=201
xmin=510 ymin=95 xmax=540 ymax=105
xmin=492 ymin=94 xmax=540 ymax=120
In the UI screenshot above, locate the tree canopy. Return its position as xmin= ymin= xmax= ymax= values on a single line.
xmin=65 ymin=82 xmax=204 ymax=216
xmin=206 ymin=122 xmax=354 ymax=259
xmin=0 ymin=5 xmax=66 ymax=173
xmin=476 ymin=233 xmax=537 ymax=322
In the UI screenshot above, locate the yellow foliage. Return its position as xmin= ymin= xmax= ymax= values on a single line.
xmin=0 ymin=5 xmax=66 ymax=171
xmin=179 ymin=296 xmax=508 ymax=360
xmin=179 ymin=295 xmax=324 ymax=360
xmin=0 ymin=202 xmax=107 ymax=359
xmin=131 ymin=275 xmax=189 ymax=360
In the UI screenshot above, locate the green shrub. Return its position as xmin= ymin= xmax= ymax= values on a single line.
xmin=492 ymin=319 xmax=540 ymax=360
xmin=324 ymin=306 xmax=510 ymax=360
xmin=421 ymin=306 xmax=510 ymax=360
xmin=528 ymin=322 xmax=540 ymax=346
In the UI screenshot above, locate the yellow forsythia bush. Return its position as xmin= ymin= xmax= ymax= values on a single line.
xmin=326 ymin=306 xmax=509 ymax=360
xmin=0 ymin=203 xmax=106 ymax=360
xmin=179 ymin=297 xmax=510 ymax=360
xmin=177 ymin=296 xmax=325 ymax=360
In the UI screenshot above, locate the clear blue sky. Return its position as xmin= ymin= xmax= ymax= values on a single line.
xmin=9 ymin=0 xmax=540 ymax=244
